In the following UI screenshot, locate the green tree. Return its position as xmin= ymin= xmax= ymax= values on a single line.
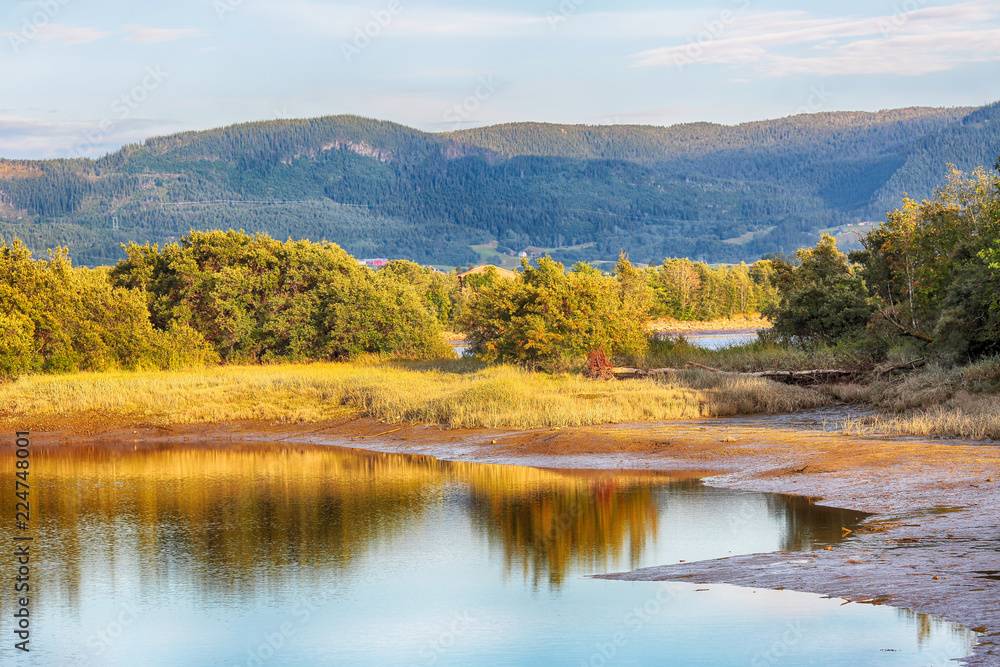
xmin=855 ymin=165 xmax=1000 ymax=357
xmin=764 ymin=235 xmax=874 ymax=342
xmin=460 ymin=256 xmax=649 ymax=371
xmin=0 ymin=238 xmax=216 ymax=378
xmin=110 ymin=230 xmax=449 ymax=362
xmin=379 ymin=260 xmax=460 ymax=327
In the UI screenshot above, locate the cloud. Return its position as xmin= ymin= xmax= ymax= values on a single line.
xmin=1 ymin=23 xmax=205 ymax=49
xmin=122 ymin=25 xmax=207 ymax=44
xmin=0 ymin=115 xmax=177 ymax=160
xmin=2 ymin=23 xmax=114 ymax=46
xmin=631 ymin=0 xmax=1000 ymax=77
xmin=256 ymin=2 xmax=545 ymax=38
xmin=254 ymin=1 xmax=701 ymax=39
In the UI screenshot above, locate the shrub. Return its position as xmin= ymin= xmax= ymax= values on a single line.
xmin=460 ymin=255 xmax=651 ymax=371
xmin=111 ymin=230 xmax=449 ymax=362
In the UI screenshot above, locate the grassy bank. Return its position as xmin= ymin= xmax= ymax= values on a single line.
xmin=3 ymin=347 xmax=995 ymax=439
xmin=0 ymin=358 xmax=828 ymax=430
xmin=628 ymin=337 xmax=1000 ymax=441
xmin=839 ymin=358 xmax=1000 ymax=441
xmin=686 ymin=342 xmax=1000 ymax=440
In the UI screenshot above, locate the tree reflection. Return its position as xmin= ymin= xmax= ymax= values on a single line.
xmin=0 ymin=442 xmax=866 ymax=603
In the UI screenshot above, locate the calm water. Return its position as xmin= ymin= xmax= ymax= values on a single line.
xmin=0 ymin=443 xmax=978 ymax=666
xmin=661 ymin=332 xmax=760 ymax=350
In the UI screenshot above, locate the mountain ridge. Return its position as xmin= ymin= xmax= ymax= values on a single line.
xmin=1 ymin=103 xmax=997 ymax=268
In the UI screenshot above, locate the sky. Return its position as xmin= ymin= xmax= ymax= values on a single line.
xmin=2 ymin=0 xmax=1000 ymax=159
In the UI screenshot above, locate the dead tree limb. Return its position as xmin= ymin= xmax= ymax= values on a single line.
xmin=879 ymin=308 xmax=935 ymax=343
xmin=684 ymin=362 xmax=726 ymax=373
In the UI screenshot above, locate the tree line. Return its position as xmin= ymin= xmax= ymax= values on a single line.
xmin=766 ymin=162 xmax=1000 ymax=361
xmin=3 ymin=153 xmax=996 ymax=381
xmin=0 ymin=227 xmax=780 ymax=378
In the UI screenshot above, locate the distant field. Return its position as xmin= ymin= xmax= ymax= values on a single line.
xmin=470 ymin=241 xmax=597 ymax=270
xmin=650 ymin=315 xmax=771 ymax=332
xmin=722 ymin=227 xmax=776 ymax=245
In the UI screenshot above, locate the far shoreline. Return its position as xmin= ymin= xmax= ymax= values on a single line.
xmin=442 ymin=316 xmax=773 ymax=343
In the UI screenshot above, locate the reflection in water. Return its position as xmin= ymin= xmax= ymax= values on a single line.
xmin=29 ymin=444 xmax=439 ymax=606
xmin=11 ymin=444 xmax=863 ymax=596
xmin=467 ymin=475 xmax=867 ymax=590
xmin=467 ymin=476 xmax=662 ymax=589
xmin=0 ymin=442 xmax=979 ymax=666
xmin=14 ymin=444 xmax=700 ymax=598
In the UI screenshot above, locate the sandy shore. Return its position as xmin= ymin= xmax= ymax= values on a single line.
xmin=31 ymin=412 xmax=1000 ymax=664
xmin=649 ymin=316 xmax=772 ymax=332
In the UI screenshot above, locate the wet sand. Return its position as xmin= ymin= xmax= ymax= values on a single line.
xmin=26 ymin=412 xmax=1000 ymax=664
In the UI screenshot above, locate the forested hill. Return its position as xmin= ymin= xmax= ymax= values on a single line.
xmin=449 ymin=107 xmax=974 ymax=161
xmin=1 ymin=103 xmax=998 ymax=268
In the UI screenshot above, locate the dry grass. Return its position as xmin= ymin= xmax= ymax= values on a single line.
xmin=839 ymin=357 xmax=1000 ymax=440
xmin=655 ymin=369 xmax=830 ymax=415
xmin=818 ymin=383 xmax=875 ymax=404
xmin=841 ymin=397 xmax=1000 ymax=441
xmin=649 ymin=315 xmax=772 ymax=332
xmin=0 ymin=358 xmax=830 ymax=430
xmin=873 ymin=358 xmax=1000 ymax=412
xmin=632 ymin=337 xmax=876 ymax=374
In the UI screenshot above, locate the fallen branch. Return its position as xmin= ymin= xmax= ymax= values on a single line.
xmin=876 ymin=358 xmax=926 ymax=375
xmin=878 ymin=309 xmax=935 ymax=343
xmin=612 ymin=359 xmax=926 ymax=385
xmin=684 ymin=362 xmax=726 ymax=373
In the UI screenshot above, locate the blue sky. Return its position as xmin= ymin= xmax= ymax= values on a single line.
xmin=3 ymin=0 xmax=1000 ymax=159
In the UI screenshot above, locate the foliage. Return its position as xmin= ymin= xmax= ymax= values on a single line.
xmin=3 ymin=103 xmax=997 ymax=268
xmin=0 ymin=239 xmax=215 ymax=378
xmin=460 ymin=256 xmax=651 ymax=370
xmin=763 ymin=235 xmax=874 ymax=343
xmin=110 ymin=230 xmax=450 ymax=363
xmin=378 ymin=260 xmax=460 ymax=326
xmin=854 ymin=165 xmax=1000 ymax=358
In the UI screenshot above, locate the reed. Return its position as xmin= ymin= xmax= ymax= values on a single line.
xmin=0 ymin=358 xmax=829 ymax=430
xmin=840 ymin=401 xmax=1000 ymax=441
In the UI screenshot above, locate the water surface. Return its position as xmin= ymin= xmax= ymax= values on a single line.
xmin=660 ymin=331 xmax=760 ymax=350
xmin=0 ymin=443 xmax=978 ymax=666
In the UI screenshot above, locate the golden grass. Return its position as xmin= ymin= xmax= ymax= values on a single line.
xmin=841 ymin=396 xmax=1000 ymax=441
xmin=837 ymin=357 xmax=1000 ymax=440
xmin=0 ymin=359 xmax=829 ymax=430
xmin=649 ymin=314 xmax=772 ymax=332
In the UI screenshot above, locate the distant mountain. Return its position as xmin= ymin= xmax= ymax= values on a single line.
xmin=1 ymin=103 xmax=998 ymax=267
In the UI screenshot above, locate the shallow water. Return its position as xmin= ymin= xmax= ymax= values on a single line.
xmin=706 ymin=406 xmax=878 ymax=432
xmin=661 ymin=331 xmax=760 ymax=350
xmin=0 ymin=443 xmax=978 ymax=666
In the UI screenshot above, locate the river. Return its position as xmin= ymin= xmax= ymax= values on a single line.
xmin=0 ymin=442 xmax=977 ymax=666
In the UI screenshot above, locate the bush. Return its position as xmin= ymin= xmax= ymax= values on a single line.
xmin=0 ymin=238 xmax=214 ymax=378
xmin=111 ymin=230 xmax=449 ymax=362
xmin=460 ymin=255 xmax=651 ymax=371
xmin=763 ymin=235 xmax=874 ymax=343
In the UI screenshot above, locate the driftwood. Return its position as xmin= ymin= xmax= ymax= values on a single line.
xmin=876 ymin=358 xmax=927 ymax=375
xmin=611 ymin=359 xmax=926 ymax=386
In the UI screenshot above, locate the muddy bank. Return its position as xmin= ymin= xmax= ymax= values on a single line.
xmin=21 ymin=412 xmax=1000 ymax=664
